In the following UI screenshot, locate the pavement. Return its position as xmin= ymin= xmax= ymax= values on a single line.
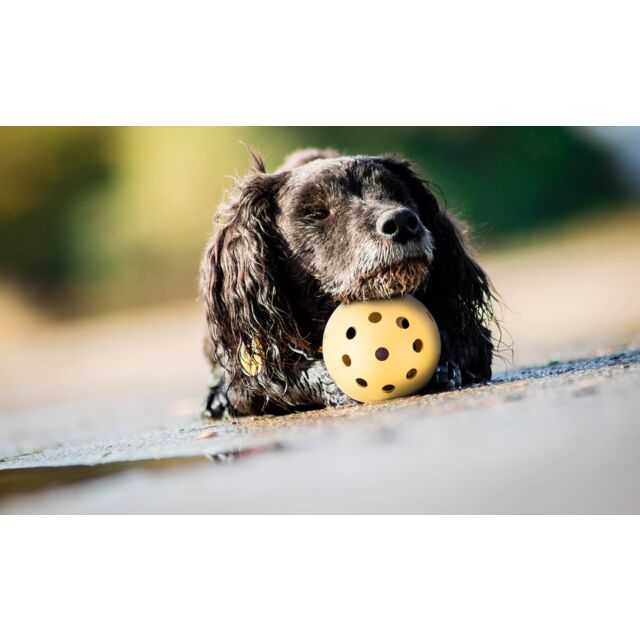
xmin=1 ymin=210 xmax=639 ymax=513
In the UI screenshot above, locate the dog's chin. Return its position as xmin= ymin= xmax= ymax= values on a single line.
xmin=335 ymin=257 xmax=430 ymax=303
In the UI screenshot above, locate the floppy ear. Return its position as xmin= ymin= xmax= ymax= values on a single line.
xmin=200 ymin=172 xmax=306 ymax=393
xmin=380 ymin=155 xmax=496 ymax=378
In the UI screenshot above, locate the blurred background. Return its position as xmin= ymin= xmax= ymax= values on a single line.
xmin=1 ymin=127 xmax=639 ymax=454
xmin=1 ymin=126 xmax=638 ymax=318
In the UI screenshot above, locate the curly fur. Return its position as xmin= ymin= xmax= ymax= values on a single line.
xmin=200 ymin=149 xmax=498 ymax=416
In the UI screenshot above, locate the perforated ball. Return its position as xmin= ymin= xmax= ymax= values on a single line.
xmin=322 ymin=295 xmax=441 ymax=403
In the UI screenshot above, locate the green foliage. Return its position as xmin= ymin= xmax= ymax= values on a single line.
xmin=0 ymin=127 xmax=113 ymax=296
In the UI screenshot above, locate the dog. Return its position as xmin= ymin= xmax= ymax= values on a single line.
xmin=200 ymin=148 xmax=496 ymax=417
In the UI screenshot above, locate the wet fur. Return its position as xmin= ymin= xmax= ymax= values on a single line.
xmin=200 ymin=149 xmax=497 ymax=416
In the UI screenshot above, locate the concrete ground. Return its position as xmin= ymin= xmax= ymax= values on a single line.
xmin=1 ymin=210 xmax=639 ymax=513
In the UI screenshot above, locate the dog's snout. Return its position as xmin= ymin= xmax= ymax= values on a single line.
xmin=376 ymin=209 xmax=421 ymax=243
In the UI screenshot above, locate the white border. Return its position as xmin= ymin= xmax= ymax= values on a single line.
xmin=1 ymin=2 xmax=638 ymax=124
xmin=2 ymin=516 xmax=640 ymax=639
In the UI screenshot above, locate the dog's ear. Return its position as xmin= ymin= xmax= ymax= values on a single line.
xmin=200 ymin=172 xmax=305 ymax=393
xmin=380 ymin=154 xmax=495 ymax=377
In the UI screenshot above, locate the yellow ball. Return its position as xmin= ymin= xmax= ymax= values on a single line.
xmin=322 ymin=295 xmax=441 ymax=403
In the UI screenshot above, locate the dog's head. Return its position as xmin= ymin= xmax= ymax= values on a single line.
xmin=275 ymin=153 xmax=437 ymax=302
xmin=201 ymin=149 xmax=491 ymax=391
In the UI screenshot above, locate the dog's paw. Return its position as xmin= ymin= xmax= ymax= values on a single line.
xmin=202 ymin=383 xmax=230 ymax=419
xmin=428 ymin=361 xmax=462 ymax=392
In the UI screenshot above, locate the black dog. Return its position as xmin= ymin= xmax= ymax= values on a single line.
xmin=200 ymin=149 xmax=496 ymax=417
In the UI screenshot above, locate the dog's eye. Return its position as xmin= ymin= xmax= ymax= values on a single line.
xmin=302 ymin=206 xmax=330 ymax=221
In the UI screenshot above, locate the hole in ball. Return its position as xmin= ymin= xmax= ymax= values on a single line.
xmin=368 ymin=312 xmax=382 ymax=323
xmin=342 ymin=354 xmax=351 ymax=367
xmin=413 ymin=339 xmax=423 ymax=353
xmin=406 ymin=368 xmax=417 ymax=379
xmin=396 ymin=317 xmax=410 ymax=329
xmin=375 ymin=347 xmax=389 ymax=361
xmin=346 ymin=327 xmax=356 ymax=339
xmin=356 ymin=378 xmax=368 ymax=387
xmin=382 ymin=384 xmax=395 ymax=393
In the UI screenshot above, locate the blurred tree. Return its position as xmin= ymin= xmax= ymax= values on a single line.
xmin=0 ymin=127 xmax=114 ymax=299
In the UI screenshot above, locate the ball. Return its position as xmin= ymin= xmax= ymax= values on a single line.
xmin=322 ymin=295 xmax=441 ymax=403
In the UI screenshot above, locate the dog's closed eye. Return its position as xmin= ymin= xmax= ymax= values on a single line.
xmin=302 ymin=205 xmax=330 ymax=221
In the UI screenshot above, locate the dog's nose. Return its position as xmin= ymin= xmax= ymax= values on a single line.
xmin=376 ymin=209 xmax=421 ymax=243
